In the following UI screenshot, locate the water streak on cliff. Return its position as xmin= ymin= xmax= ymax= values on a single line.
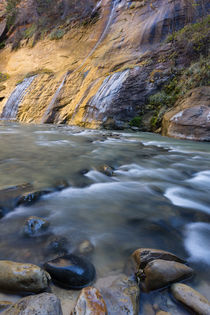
xmin=0 ymin=76 xmax=36 ymax=120
xmin=42 ymin=0 xmax=119 ymax=124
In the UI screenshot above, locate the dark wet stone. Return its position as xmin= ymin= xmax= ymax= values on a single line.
xmin=97 ymin=165 xmax=114 ymax=177
xmin=17 ymin=181 xmax=69 ymax=207
xmin=44 ymin=254 xmax=96 ymax=290
xmin=23 ymin=216 xmax=49 ymax=237
xmin=0 ymin=183 xmax=33 ymax=214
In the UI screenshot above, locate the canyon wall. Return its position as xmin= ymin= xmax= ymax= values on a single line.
xmin=0 ymin=0 xmax=209 ymax=138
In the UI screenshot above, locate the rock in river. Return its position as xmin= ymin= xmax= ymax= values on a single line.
xmin=72 ymin=286 xmax=107 ymax=315
xmin=23 ymin=216 xmax=49 ymax=237
xmin=0 ymin=260 xmax=50 ymax=293
xmin=2 ymin=293 xmax=62 ymax=315
xmin=44 ymin=254 xmax=96 ymax=289
xmin=132 ymin=248 xmax=185 ymax=269
xmin=143 ymin=259 xmax=193 ymax=291
xmin=171 ymin=283 xmax=210 ymax=315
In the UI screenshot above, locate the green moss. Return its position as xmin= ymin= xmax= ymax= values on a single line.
xmin=129 ymin=116 xmax=142 ymax=127
xmin=49 ymin=28 xmax=65 ymax=40
xmin=24 ymin=24 xmax=37 ymax=39
xmin=0 ymin=73 xmax=9 ymax=83
xmin=16 ymin=69 xmax=54 ymax=85
xmin=6 ymin=0 xmax=20 ymax=29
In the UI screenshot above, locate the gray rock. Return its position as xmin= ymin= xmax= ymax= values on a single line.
xmin=143 ymin=259 xmax=193 ymax=291
xmin=171 ymin=283 xmax=210 ymax=315
xmin=99 ymin=275 xmax=140 ymax=315
xmin=23 ymin=216 xmax=49 ymax=237
xmin=2 ymin=293 xmax=62 ymax=315
xmin=0 ymin=260 xmax=51 ymax=293
xmin=72 ymin=286 xmax=107 ymax=315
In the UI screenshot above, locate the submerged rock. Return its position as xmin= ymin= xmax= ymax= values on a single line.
xmin=171 ymin=283 xmax=210 ymax=315
xmin=45 ymin=235 xmax=69 ymax=255
xmin=72 ymin=286 xmax=107 ymax=315
xmin=0 ymin=260 xmax=50 ymax=293
xmin=97 ymin=165 xmax=114 ymax=177
xmin=17 ymin=181 xmax=69 ymax=206
xmin=23 ymin=216 xmax=49 ymax=237
xmin=0 ymin=183 xmax=33 ymax=214
xmin=143 ymin=259 xmax=193 ymax=291
xmin=44 ymin=254 xmax=96 ymax=290
xmin=2 ymin=293 xmax=63 ymax=315
xmin=76 ymin=240 xmax=94 ymax=256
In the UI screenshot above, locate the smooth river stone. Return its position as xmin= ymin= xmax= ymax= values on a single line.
xmin=171 ymin=283 xmax=210 ymax=315
xmin=0 ymin=260 xmax=50 ymax=293
xmin=132 ymin=248 xmax=185 ymax=269
xmin=144 ymin=259 xmax=193 ymax=291
xmin=44 ymin=254 xmax=96 ymax=289
xmin=2 ymin=293 xmax=63 ymax=315
xmin=72 ymin=286 xmax=107 ymax=315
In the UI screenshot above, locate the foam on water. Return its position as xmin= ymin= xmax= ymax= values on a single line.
xmin=184 ymin=222 xmax=210 ymax=265
xmin=165 ymin=187 xmax=210 ymax=214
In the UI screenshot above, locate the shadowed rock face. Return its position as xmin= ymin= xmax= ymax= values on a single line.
xmin=162 ymin=87 xmax=210 ymax=141
xmin=0 ymin=0 xmax=209 ymax=132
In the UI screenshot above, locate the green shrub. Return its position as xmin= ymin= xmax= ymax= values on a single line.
xmin=24 ymin=24 xmax=37 ymax=39
xmin=49 ymin=28 xmax=65 ymax=40
xmin=129 ymin=116 xmax=142 ymax=127
xmin=0 ymin=73 xmax=9 ymax=82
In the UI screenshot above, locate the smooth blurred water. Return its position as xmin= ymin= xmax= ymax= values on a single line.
xmin=0 ymin=122 xmax=210 ymax=303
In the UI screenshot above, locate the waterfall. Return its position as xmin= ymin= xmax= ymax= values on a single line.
xmin=42 ymin=0 xmax=120 ymax=124
xmin=1 ymin=76 xmax=36 ymax=120
xmin=41 ymin=72 xmax=68 ymax=123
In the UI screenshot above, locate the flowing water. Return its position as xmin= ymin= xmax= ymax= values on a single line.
xmin=0 ymin=122 xmax=210 ymax=312
xmin=0 ymin=76 xmax=36 ymax=120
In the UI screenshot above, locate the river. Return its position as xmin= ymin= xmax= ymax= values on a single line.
xmin=0 ymin=122 xmax=209 ymax=312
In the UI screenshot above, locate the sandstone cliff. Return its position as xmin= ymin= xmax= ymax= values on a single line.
xmin=0 ymin=0 xmax=209 ymax=139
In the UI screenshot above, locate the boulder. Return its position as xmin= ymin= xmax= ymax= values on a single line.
xmin=162 ymin=87 xmax=210 ymax=141
xmin=44 ymin=254 xmax=96 ymax=290
xmin=2 ymin=293 xmax=62 ymax=315
xmin=23 ymin=216 xmax=49 ymax=237
xmin=143 ymin=259 xmax=193 ymax=291
xmin=171 ymin=283 xmax=210 ymax=315
xmin=99 ymin=275 xmax=140 ymax=315
xmin=96 ymin=165 xmax=114 ymax=177
xmin=132 ymin=248 xmax=185 ymax=269
xmin=0 ymin=260 xmax=50 ymax=293
xmin=72 ymin=286 xmax=107 ymax=315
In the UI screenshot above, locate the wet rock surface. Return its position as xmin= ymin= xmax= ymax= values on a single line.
xmin=72 ymin=286 xmax=107 ymax=315
xmin=171 ymin=283 xmax=210 ymax=315
xmin=76 ymin=240 xmax=94 ymax=256
xmin=143 ymin=259 xmax=193 ymax=291
xmin=23 ymin=216 xmax=49 ymax=237
xmin=132 ymin=248 xmax=185 ymax=270
xmin=2 ymin=293 xmax=63 ymax=315
xmin=0 ymin=260 xmax=50 ymax=293
xmin=45 ymin=235 xmax=69 ymax=256
xmin=98 ymin=274 xmax=140 ymax=315
xmin=44 ymin=254 xmax=96 ymax=290
xmin=0 ymin=184 xmax=33 ymax=215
